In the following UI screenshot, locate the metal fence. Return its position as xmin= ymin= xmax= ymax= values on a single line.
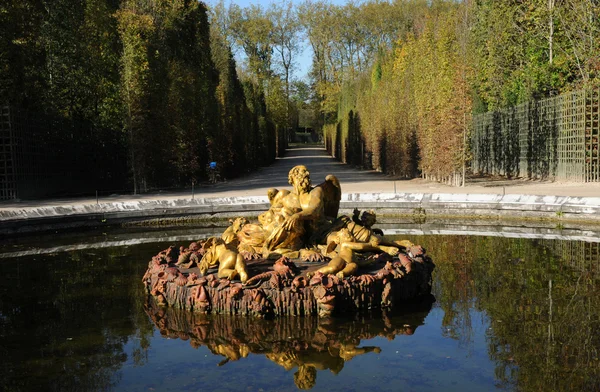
xmin=472 ymin=87 xmax=600 ymax=182
xmin=0 ymin=106 xmax=15 ymax=199
xmin=0 ymin=106 xmax=128 ymax=200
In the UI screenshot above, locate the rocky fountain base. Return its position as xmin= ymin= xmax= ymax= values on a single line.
xmin=142 ymin=242 xmax=434 ymax=318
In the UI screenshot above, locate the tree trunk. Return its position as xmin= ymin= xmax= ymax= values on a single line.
xmin=548 ymin=0 xmax=554 ymax=64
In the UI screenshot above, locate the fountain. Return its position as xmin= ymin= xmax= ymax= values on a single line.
xmin=142 ymin=165 xmax=435 ymax=317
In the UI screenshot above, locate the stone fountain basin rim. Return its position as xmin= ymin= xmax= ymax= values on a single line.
xmin=3 ymin=192 xmax=600 ymax=221
xmin=2 ymin=192 xmax=600 ymax=236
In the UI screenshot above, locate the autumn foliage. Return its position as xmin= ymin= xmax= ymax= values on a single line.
xmin=323 ymin=3 xmax=472 ymax=185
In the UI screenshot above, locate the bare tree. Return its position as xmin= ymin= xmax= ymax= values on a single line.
xmin=269 ymin=0 xmax=301 ymax=139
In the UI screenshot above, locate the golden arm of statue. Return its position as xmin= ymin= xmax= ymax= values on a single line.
xmin=281 ymin=187 xmax=325 ymax=231
xmin=340 ymin=233 xmax=404 ymax=256
xmin=339 ymin=239 xmax=399 ymax=256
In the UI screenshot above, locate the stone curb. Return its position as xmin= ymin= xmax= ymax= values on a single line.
xmin=1 ymin=192 xmax=599 ymax=235
xmin=340 ymin=193 xmax=600 ymax=221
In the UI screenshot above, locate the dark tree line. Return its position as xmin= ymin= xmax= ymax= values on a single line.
xmin=0 ymin=0 xmax=283 ymax=194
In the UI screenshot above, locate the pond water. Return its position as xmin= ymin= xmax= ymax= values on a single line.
xmin=1 ymin=229 xmax=599 ymax=391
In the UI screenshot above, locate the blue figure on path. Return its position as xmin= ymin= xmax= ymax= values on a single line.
xmin=209 ymin=162 xmax=218 ymax=183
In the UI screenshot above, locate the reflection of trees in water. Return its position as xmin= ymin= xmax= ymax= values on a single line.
xmin=4 ymin=234 xmax=598 ymax=390
xmin=405 ymin=235 xmax=600 ymax=391
xmin=0 ymin=245 xmax=154 ymax=391
xmin=144 ymin=298 xmax=433 ymax=390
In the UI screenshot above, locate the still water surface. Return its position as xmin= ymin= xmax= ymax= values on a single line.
xmin=1 ymin=231 xmax=599 ymax=391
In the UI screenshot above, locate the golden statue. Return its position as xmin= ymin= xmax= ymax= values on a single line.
xmin=258 ymin=188 xmax=293 ymax=234
xmin=237 ymin=165 xmax=341 ymax=256
xmin=279 ymin=165 xmax=341 ymax=235
xmin=314 ymin=211 xmax=404 ymax=278
xmin=203 ymin=165 xmax=410 ymax=281
xmin=221 ymin=217 xmax=248 ymax=246
xmin=198 ymin=237 xmax=249 ymax=283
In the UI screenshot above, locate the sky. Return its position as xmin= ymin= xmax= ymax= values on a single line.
xmin=203 ymin=0 xmax=353 ymax=80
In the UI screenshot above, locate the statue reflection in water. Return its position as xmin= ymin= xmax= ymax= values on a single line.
xmin=145 ymin=296 xmax=432 ymax=389
xmin=266 ymin=340 xmax=381 ymax=389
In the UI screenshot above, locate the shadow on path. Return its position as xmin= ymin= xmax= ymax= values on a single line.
xmin=0 ymin=145 xmax=389 ymax=208
xmin=4 ymin=144 xmax=600 ymax=210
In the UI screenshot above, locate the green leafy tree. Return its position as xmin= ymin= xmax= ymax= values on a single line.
xmin=117 ymin=3 xmax=155 ymax=193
